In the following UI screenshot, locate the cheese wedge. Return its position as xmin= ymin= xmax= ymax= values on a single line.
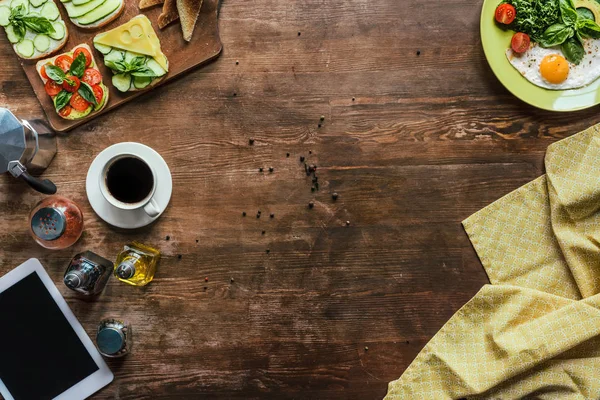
xmin=93 ymin=15 xmax=168 ymax=70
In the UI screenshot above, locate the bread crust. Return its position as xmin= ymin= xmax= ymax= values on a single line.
xmin=176 ymin=0 xmax=202 ymax=41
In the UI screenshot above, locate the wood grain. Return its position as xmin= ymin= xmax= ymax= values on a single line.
xmin=20 ymin=0 xmax=221 ymax=132
xmin=1 ymin=0 xmax=599 ymax=398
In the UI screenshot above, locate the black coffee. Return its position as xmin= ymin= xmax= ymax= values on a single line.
xmin=106 ymin=157 xmax=154 ymax=204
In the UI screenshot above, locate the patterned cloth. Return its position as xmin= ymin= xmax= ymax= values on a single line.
xmin=385 ymin=124 xmax=600 ymax=399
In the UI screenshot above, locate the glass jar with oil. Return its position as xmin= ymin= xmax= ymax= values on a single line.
xmin=114 ymin=242 xmax=160 ymax=286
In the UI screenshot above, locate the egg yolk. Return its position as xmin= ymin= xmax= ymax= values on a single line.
xmin=540 ymin=54 xmax=569 ymax=84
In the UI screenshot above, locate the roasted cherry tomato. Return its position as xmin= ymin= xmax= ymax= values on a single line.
xmin=70 ymin=92 xmax=90 ymax=112
xmin=55 ymin=55 xmax=73 ymax=73
xmin=495 ymin=3 xmax=516 ymax=25
xmin=511 ymin=32 xmax=530 ymax=53
xmin=92 ymin=84 xmax=104 ymax=104
xmin=82 ymin=68 xmax=102 ymax=86
xmin=62 ymin=75 xmax=81 ymax=93
xmin=40 ymin=63 xmax=51 ymax=80
xmin=44 ymin=80 xmax=62 ymax=96
xmin=73 ymin=47 xmax=92 ymax=67
xmin=58 ymin=105 xmax=72 ymax=117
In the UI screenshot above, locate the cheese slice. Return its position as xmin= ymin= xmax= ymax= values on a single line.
xmin=93 ymin=15 xmax=168 ymax=71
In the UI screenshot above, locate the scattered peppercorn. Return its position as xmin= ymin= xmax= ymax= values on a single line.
xmin=300 ymin=156 xmax=305 ymax=162
xmin=242 ymin=211 xmax=247 ymax=217
xmin=236 ymin=60 xmax=239 ymax=65
xmin=178 ymin=254 xmax=182 ymax=259
xmin=309 ymin=201 xmax=315 ymax=209
xmin=266 ymin=249 xmax=270 ymax=254
xmin=262 ymin=230 xmax=266 ymax=235
xmin=165 ymin=235 xmax=170 ymax=241
xmin=318 ymin=124 xmax=321 ymax=128
xmin=332 ymin=193 xmax=338 ymax=201
xmin=205 ymin=277 xmax=209 ymax=282
xmin=406 ymin=340 xmax=410 ymax=344
xmin=196 ymin=239 xmax=199 ymax=243
xmin=320 ymin=115 xmax=325 ymax=121
xmin=259 ymin=167 xmax=263 ymax=172
xmin=309 ymin=150 xmax=312 ymax=154
xmin=311 ymin=186 xmax=315 ymax=192
xmin=346 ymin=221 xmax=350 ymax=226
xmin=233 ymin=92 xmax=237 ymax=97
xmin=286 ymin=153 xmax=290 ymax=157
xmin=204 ymin=286 xmax=207 ymax=290
xmin=364 ymin=346 xmax=369 ymax=351
xmin=416 ymin=50 xmax=421 ymax=56
xmin=249 ymin=138 xmax=255 ymax=145
xmin=352 ymin=97 xmax=355 ymax=101
xmin=257 ymin=213 xmax=261 ymax=218
xmin=269 ymin=167 xmax=274 ymax=173
xmin=298 ymin=31 xmax=301 ymax=36
xmin=231 ymin=277 xmax=235 ymax=283
xmin=270 ymin=213 xmax=274 ymax=218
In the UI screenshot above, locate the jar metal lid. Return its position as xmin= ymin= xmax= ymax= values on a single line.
xmin=31 ymin=207 xmax=66 ymax=241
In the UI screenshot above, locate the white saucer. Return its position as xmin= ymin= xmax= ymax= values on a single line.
xmin=86 ymin=142 xmax=172 ymax=229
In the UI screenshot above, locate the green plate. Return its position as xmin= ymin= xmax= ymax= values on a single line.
xmin=481 ymin=0 xmax=600 ymax=111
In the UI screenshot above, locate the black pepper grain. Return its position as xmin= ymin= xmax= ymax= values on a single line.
xmin=300 ymin=156 xmax=305 ymax=162
xmin=286 ymin=153 xmax=290 ymax=157
xmin=259 ymin=167 xmax=263 ymax=172
xmin=309 ymin=201 xmax=315 ymax=209
xmin=320 ymin=115 xmax=325 ymax=121
xmin=266 ymin=249 xmax=270 ymax=254
xmin=196 ymin=239 xmax=199 ymax=243
xmin=298 ymin=31 xmax=301 ymax=36
xmin=178 ymin=254 xmax=182 ymax=259
xmin=309 ymin=150 xmax=312 ymax=154
xmin=318 ymin=124 xmax=321 ymax=128
xmin=352 ymin=97 xmax=355 ymax=101
xmin=270 ymin=213 xmax=274 ymax=218
xmin=416 ymin=50 xmax=421 ymax=56
xmin=269 ymin=167 xmax=274 ymax=173
xmin=165 ymin=235 xmax=170 ymax=240
xmin=236 ymin=60 xmax=239 ymax=65
xmin=249 ymin=138 xmax=255 ymax=145
xmin=332 ymin=192 xmax=338 ymax=201
xmin=242 ymin=211 xmax=246 ymax=217
xmin=262 ymin=230 xmax=266 ymax=235
xmin=233 ymin=92 xmax=237 ymax=97
xmin=311 ymin=186 xmax=315 ymax=192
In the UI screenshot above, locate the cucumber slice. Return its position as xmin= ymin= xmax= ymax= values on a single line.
xmin=72 ymin=0 xmax=92 ymax=5
xmin=146 ymin=58 xmax=166 ymax=77
xmin=75 ymin=0 xmax=119 ymax=25
xmin=40 ymin=1 xmax=60 ymax=20
xmin=48 ymin=20 xmax=64 ymax=40
xmin=0 ymin=6 xmax=10 ymax=26
xmin=15 ymin=39 xmax=34 ymax=58
xmin=133 ymin=75 xmax=152 ymax=89
xmin=33 ymin=34 xmax=50 ymax=51
xmin=112 ymin=73 xmax=131 ymax=92
xmin=10 ymin=0 xmax=28 ymax=13
xmin=5 ymin=24 xmax=20 ymax=43
xmin=103 ymin=48 xmax=124 ymax=63
xmin=124 ymin=50 xmax=145 ymax=64
xmin=94 ymin=83 xmax=108 ymax=110
xmin=63 ymin=0 xmax=104 ymax=18
xmin=93 ymin=42 xmax=112 ymax=54
xmin=59 ymin=0 xmax=70 ymax=3
xmin=29 ymin=0 xmax=47 ymax=7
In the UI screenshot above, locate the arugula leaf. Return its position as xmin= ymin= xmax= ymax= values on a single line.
xmin=559 ymin=0 xmax=578 ymax=26
xmin=539 ymin=23 xmax=574 ymax=47
xmin=577 ymin=18 xmax=600 ymax=39
xmin=22 ymin=15 xmax=54 ymax=34
xmin=45 ymin=64 xmax=66 ymax=83
xmin=69 ymin=52 xmax=87 ymax=78
xmin=561 ymin=37 xmax=585 ymax=64
xmin=503 ymin=0 xmax=561 ymax=42
xmin=54 ymin=90 xmax=72 ymax=111
xmin=78 ymin=82 xmax=97 ymax=106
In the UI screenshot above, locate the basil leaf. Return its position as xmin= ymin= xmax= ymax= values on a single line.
xmin=70 ymin=52 xmax=86 ymax=78
xmin=11 ymin=21 xmax=25 ymax=42
xmin=577 ymin=18 xmax=600 ymax=38
xmin=576 ymin=7 xmax=594 ymax=21
xmin=9 ymin=4 xmax=25 ymax=20
xmin=105 ymin=60 xmax=127 ymax=73
xmin=22 ymin=16 xmax=55 ymax=34
xmin=559 ymin=0 xmax=578 ymax=26
xmin=130 ymin=67 xmax=156 ymax=77
xmin=131 ymin=56 xmax=146 ymax=68
xmin=539 ymin=23 xmax=573 ymax=47
xmin=44 ymin=64 xmax=66 ymax=83
xmin=54 ymin=90 xmax=72 ymax=111
xmin=78 ymin=82 xmax=97 ymax=106
xmin=561 ymin=37 xmax=585 ymax=64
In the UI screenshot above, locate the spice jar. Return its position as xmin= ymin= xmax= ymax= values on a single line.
xmin=96 ymin=318 xmax=132 ymax=358
xmin=64 ymin=251 xmax=113 ymax=296
xmin=29 ymin=195 xmax=84 ymax=250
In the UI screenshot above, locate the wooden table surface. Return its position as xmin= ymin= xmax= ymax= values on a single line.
xmin=2 ymin=0 xmax=600 ymax=399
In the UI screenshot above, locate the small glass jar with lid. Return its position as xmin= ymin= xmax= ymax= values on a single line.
xmin=96 ymin=318 xmax=132 ymax=358
xmin=28 ymin=195 xmax=84 ymax=250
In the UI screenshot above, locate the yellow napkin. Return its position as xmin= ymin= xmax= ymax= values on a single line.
xmin=385 ymin=124 xmax=600 ymax=399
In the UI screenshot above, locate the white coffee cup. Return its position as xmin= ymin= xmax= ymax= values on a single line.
xmin=99 ymin=153 xmax=161 ymax=218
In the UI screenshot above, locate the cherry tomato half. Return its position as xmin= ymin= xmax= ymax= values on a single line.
xmin=511 ymin=32 xmax=530 ymax=53
xmin=70 ymin=92 xmax=90 ymax=112
xmin=55 ymin=55 xmax=73 ymax=73
xmin=73 ymin=47 xmax=92 ymax=67
xmin=40 ymin=63 xmax=51 ymax=80
xmin=58 ymin=105 xmax=72 ymax=118
xmin=62 ymin=75 xmax=81 ymax=93
xmin=92 ymin=84 xmax=104 ymax=104
xmin=44 ymin=80 xmax=62 ymax=96
xmin=82 ymin=68 xmax=102 ymax=86
xmin=495 ymin=3 xmax=516 ymax=25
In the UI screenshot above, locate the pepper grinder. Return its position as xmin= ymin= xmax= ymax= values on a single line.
xmin=28 ymin=195 xmax=84 ymax=250
xmin=64 ymin=251 xmax=113 ymax=296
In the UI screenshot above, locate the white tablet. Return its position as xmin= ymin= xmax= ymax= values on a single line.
xmin=0 ymin=258 xmax=113 ymax=400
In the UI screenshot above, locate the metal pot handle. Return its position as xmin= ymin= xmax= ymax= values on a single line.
xmin=8 ymin=161 xmax=57 ymax=194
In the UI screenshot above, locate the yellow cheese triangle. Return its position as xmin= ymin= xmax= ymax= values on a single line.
xmin=94 ymin=15 xmax=169 ymax=71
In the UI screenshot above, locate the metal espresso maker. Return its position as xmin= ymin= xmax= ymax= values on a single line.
xmin=0 ymin=108 xmax=57 ymax=194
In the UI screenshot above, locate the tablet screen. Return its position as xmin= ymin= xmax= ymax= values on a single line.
xmin=0 ymin=271 xmax=99 ymax=400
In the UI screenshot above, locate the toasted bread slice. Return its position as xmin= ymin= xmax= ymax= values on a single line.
xmin=69 ymin=0 xmax=125 ymax=29
xmin=15 ymin=27 xmax=69 ymax=61
xmin=139 ymin=0 xmax=163 ymax=9
xmin=158 ymin=0 xmax=179 ymax=29
xmin=176 ymin=0 xmax=202 ymax=41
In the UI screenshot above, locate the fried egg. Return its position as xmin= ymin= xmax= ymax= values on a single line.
xmin=506 ymin=39 xmax=600 ymax=90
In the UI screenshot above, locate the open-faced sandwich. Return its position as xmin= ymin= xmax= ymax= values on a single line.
xmin=60 ymin=0 xmax=123 ymax=29
xmin=36 ymin=44 xmax=109 ymax=120
xmin=496 ymin=0 xmax=600 ymax=90
xmin=93 ymin=15 xmax=168 ymax=92
xmin=0 ymin=0 xmax=67 ymax=59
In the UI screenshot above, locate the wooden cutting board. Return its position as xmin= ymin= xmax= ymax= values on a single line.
xmin=18 ymin=0 xmax=221 ymax=132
